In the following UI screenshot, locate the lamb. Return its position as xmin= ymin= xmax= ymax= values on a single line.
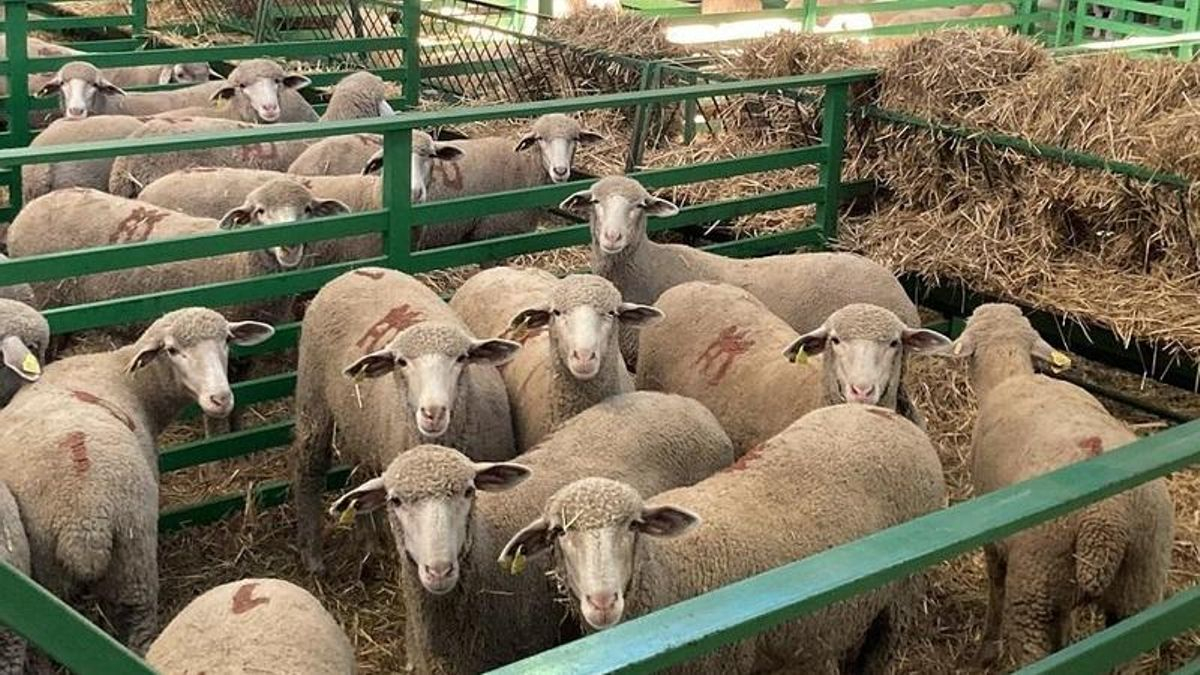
xmin=947 ymin=303 xmax=1174 ymax=667
xmin=36 ymin=58 xmax=314 ymax=124
xmin=0 ymin=308 xmax=274 ymax=652
xmin=450 ymin=268 xmax=661 ymax=450
xmin=0 ymin=255 xmax=36 ymax=306
xmin=330 ymin=390 xmax=733 ymax=674
xmin=320 ymin=70 xmax=395 ymax=121
xmin=563 ymin=175 xmax=919 ymax=368
xmin=636 ymin=281 xmax=949 ymax=452
xmin=292 ymin=267 xmax=520 ymax=573
xmin=503 ymin=403 xmax=946 ymax=673
xmin=0 ymin=480 xmax=29 ymax=674
xmin=7 ymin=180 xmax=349 ymax=321
xmin=21 ymin=115 xmax=148 ymax=204
xmin=0 ymin=298 xmax=49 ymax=408
xmin=145 ymin=578 xmax=356 ymax=675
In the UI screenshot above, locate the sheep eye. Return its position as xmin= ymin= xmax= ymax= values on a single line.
xmin=387 ymin=496 xmax=402 ymax=507
xmin=165 ymin=346 xmax=180 ymax=357
xmin=395 ymin=357 xmax=408 ymax=368
xmin=456 ymin=354 xmax=468 ymax=363
xmin=304 ymin=205 xmax=313 ymax=215
xmin=830 ymin=337 xmax=841 ymax=346
xmin=464 ymin=485 xmax=476 ymax=498
xmin=253 ymin=207 xmax=265 ymax=217
xmin=889 ymin=339 xmax=901 ymax=348
xmin=551 ymin=309 xmax=562 ymax=317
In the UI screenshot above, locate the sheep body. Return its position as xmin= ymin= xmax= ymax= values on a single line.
xmin=0 ymin=480 xmax=30 ymax=674
xmin=21 ymin=115 xmax=147 ymax=204
xmin=146 ymin=578 xmax=356 ymax=675
xmin=288 ymin=133 xmax=383 ymax=176
xmin=320 ymin=71 xmax=393 ymax=121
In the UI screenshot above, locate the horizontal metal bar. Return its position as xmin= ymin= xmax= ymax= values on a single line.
xmin=179 ymin=372 xmax=297 ymax=420
xmin=231 ymin=322 xmax=300 ymax=358
xmin=158 ymin=466 xmax=351 ymax=533
xmin=700 ymin=226 xmax=824 ymax=257
xmin=159 ymin=421 xmax=293 ymax=473
xmin=492 ymin=418 xmax=1200 ymax=673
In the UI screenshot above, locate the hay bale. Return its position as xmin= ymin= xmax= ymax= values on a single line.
xmin=541 ymin=8 xmax=686 ymax=59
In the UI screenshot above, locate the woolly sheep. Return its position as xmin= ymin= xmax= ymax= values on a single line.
xmin=288 ymin=133 xmax=386 ymax=176
xmin=0 ymin=480 xmax=29 ymax=674
xmin=0 ymin=298 xmax=49 ymax=408
xmin=21 ymin=115 xmax=147 ymax=205
xmin=636 ymin=282 xmax=949 ymax=452
xmin=504 ymin=403 xmax=945 ymax=673
xmin=947 ymin=303 xmax=1174 ymax=667
xmin=320 ymin=70 xmax=395 ymax=121
xmin=292 ymin=267 xmax=520 ymax=573
xmin=7 ymin=180 xmax=349 ymax=321
xmin=331 ymin=391 xmax=733 ymax=673
xmin=0 ymin=255 xmax=35 ymax=306
xmin=450 ymin=268 xmax=661 ymax=450
xmin=563 ymin=175 xmax=920 ymax=368
xmin=146 ymin=578 xmax=356 ymax=675
xmin=37 ymin=59 xmax=313 ymax=124
xmin=0 ymin=36 xmax=210 ymax=93
xmin=0 ymin=308 xmax=273 ymax=652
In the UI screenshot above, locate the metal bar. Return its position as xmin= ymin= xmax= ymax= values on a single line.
xmin=816 ymin=83 xmax=847 ymax=245
xmin=130 ymin=0 xmax=147 ymax=34
xmin=158 ymin=467 xmax=352 ymax=533
xmin=490 ymin=418 xmax=1200 ymax=674
xmin=179 ymin=372 xmax=298 ymax=420
xmin=382 ymin=127 xmax=414 ymax=270
xmin=159 ymin=421 xmax=294 ymax=473
xmin=403 ymin=0 xmax=421 ymax=107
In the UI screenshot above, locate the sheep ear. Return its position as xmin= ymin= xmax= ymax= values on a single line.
xmin=1031 ymin=337 xmax=1072 ymax=372
xmin=641 ymin=196 xmax=679 ymax=218
xmin=126 ymin=342 xmax=163 ymax=374
xmin=218 ymin=206 xmax=254 ymax=230
xmin=616 ymin=302 xmax=663 ymax=328
xmin=510 ymin=308 xmax=552 ymax=331
xmin=362 ymin=152 xmax=384 ymax=175
xmin=283 ymin=74 xmax=311 ymax=91
xmin=466 ymin=339 xmax=521 ymax=367
xmin=634 ymin=505 xmax=700 ymax=538
xmin=578 ymin=130 xmax=605 ymax=145
xmin=157 ymin=67 xmax=175 ymax=85
xmin=1 ymin=336 xmax=40 ymax=383
xmin=343 ymin=349 xmax=399 ymax=380
xmin=942 ymin=335 xmax=974 ymax=359
xmin=783 ymin=326 xmax=829 ymax=362
xmin=309 ymin=199 xmax=351 ymax=219
xmin=210 ymin=83 xmax=238 ymax=102
xmin=329 ymin=477 xmax=388 ymax=517
xmin=228 ymin=321 xmax=275 ymax=346
xmin=499 ymin=517 xmax=557 ymax=563
xmin=35 ymin=77 xmax=63 ymax=98
xmin=433 ymin=144 xmax=463 ymax=161
xmin=514 ymin=134 xmax=539 ymax=153
xmin=378 ymin=100 xmax=396 ymax=117
xmin=473 ymin=462 xmax=531 ymax=492
xmin=901 ymin=327 xmax=952 ymax=353
xmin=96 ymin=77 xmax=126 ymax=97
xmin=559 ymin=190 xmax=593 ymax=212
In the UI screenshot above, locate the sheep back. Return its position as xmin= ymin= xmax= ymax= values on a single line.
xmin=22 ymin=115 xmax=147 ymax=204
xmin=288 ymin=134 xmax=382 ymax=176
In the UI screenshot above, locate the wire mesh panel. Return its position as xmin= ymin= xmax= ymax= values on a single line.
xmin=1053 ymin=0 xmax=1200 ymax=55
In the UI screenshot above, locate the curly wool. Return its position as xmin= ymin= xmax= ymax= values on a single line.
xmin=383 ymin=445 xmax=478 ymax=501
xmin=322 ymin=71 xmax=389 ymax=121
xmin=388 ymin=322 xmax=475 ymax=358
xmin=142 ymin=307 xmax=229 ymax=348
xmin=243 ymin=178 xmax=316 ymax=210
xmin=0 ymin=300 xmax=46 ymax=345
xmin=959 ymin=302 xmax=1038 ymax=347
xmin=529 ymin=113 xmax=585 ymax=141
xmin=550 ymin=274 xmax=622 ymax=313
xmin=824 ymin=303 xmax=907 ymax=341
xmin=545 ymin=478 xmax=641 ymax=531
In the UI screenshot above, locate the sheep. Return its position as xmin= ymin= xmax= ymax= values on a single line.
xmin=503 ymin=403 xmax=946 ymax=673
xmin=562 ymin=175 xmax=920 ymax=369
xmin=36 ymin=58 xmax=314 ymax=124
xmin=292 ymin=267 xmax=520 ymax=573
xmin=450 ymin=268 xmax=661 ymax=450
xmin=0 ymin=36 xmax=210 ymax=93
xmin=946 ymin=303 xmax=1174 ymax=667
xmin=7 ymin=180 xmax=349 ymax=323
xmin=330 ymin=390 xmax=733 ymax=674
xmin=320 ymin=70 xmax=395 ymax=121
xmin=20 ymin=115 xmax=148 ymax=205
xmin=146 ymin=578 xmax=356 ymax=675
xmin=0 ymin=480 xmax=29 ymax=675
xmin=0 ymin=308 xmax=274 ymax=652
xmin=288 ymin=133 xmax=386 ymax=176
xmin=636 ymin=282 xmax=948 ymax=453
xmin=0 ymin=255 xmax=36 ymax=306
xmin=0 ymin=298 xmax=49 ymax=409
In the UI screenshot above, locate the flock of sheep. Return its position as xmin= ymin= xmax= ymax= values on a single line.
xmin=0 ymin=43 xmax=1178 ymax=675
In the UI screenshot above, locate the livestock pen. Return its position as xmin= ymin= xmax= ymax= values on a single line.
xmin=0 ymin=0 xmax=1199 ymax=673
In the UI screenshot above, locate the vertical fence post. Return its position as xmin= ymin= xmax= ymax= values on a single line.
xmin=1018 ymin=0 xmax=1038 ymax=36
xmin=802 ymin=0 xmax=818 ymax=31
xmin=4 ymin=0 xmax=29 ymax=221
xmin=627 ymin=61 xmax=660 ymax=172
xmin=815 ymin=83 xmax=847 ymax=247
xmin=381 ymin=125 xmax=414 ymax=271
xmin=1180 ymin=0 xmax=1198 ymax=59
xmin=131 ymin=0 xmax=148 ymax=35
xmin=1072 ymin=0 xmax=1089 ymax=44
xmin=403 ymin=0 xmax=421 ymax=109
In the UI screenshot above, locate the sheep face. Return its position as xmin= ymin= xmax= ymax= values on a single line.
xmin=211 ymin=60 xmax=310 ymax=123
xmin=342 ymin=323 xmax=520 ymax=437
xmin=508 ymin=275 xmax=661 ymax=380
xmin=501 ymin=478 xmax=698 ymax=630
xmin=783 ymin=304 xmax=950 ymax=407
xmin=363 ymin=132 xmax=464 ymax=203
xmin=562 ymin=176 xmax=679 ymax=256
xmin=126 ymin=308 xmax=274 ymax=418
xmin=515 ymin=114 xmax=604 ymax=184
xmin=37 ymin=61 xmax=125 ymax=120
xmin=219 ymin=179 xmax=351 ymax=268
xmin=0 ymin=299 xmax=49 ymax=407
xmin=159 ymin=62 xmax=212 ymax=86
xmin=330 ymin=446 xmax=530 ymax=594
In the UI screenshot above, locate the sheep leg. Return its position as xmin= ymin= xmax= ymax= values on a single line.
xmin=1000 ymin=555 xmax=1062 ymax=667
xmin=293 ymin=405 xmax=335 ymax=574
xmin=0 ymin=627 xmax=25 ymax=675
xmin=95 ymin=525 xmax=158 ymax=654
xmin=844 ymin=605 xmax=895 ymax=675
xmin=975 ymin=544 xmax=1006 ymax=666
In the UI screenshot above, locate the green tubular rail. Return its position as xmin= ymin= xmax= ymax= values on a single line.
xmin=491 ymin=419 xmax=1200 ymax=674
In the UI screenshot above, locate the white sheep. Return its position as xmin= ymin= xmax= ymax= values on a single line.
xmin=0 ymin=298 xmax=49 ymax=408
xmin=504 ymin=403 xmax=946 ymax=673
xmin=331 ymin=390 xmax=733 ymax=673
xmin=7 ymin=180 xmax=349 ymax=323
xmin=947 ymin=303 xmax=1175 ymax=667
xmin=636 ymin=281 xmax=949 ymax=452
xmin=146 ymin=578 xmax=356 ymax=675
xmin=36 ymin=58 xmax=314 ymax=124
xmin=562 ymin=175 xmax=920 ymax=369
xmin=292 ymin=267 xmax=520 ymax=573
xmin=450 ymin=268 xmax=661 ymax=450
xmin=320 ymin=71 xmax=395 ymax=121
xmin=0 ymin=308 xmax=273 ymax=652
xmin=20 ymin=114 xmax=148 ymax=205
xmin=0 ymin=480 xmax=30 ymax=674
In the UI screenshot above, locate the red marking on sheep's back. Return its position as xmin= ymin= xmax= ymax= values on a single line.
xmin=109 ymin=206 xmax=168 ymax=244
xmin=694 ymin=325 xmax=754 ymax=385
xmin=1078 ymin=436 xmax=1103 ymax=457
xmin=70 ymin=389 xmax=136 ymax=432
xmin=353 ymin=269 xmax=386 ymax=280
xmin=725 ymin=443 xmax=766 ymax=473
xmin=356 ymin=304 xmax=424 ymax=352
xmin=230 ymin=583 xmax=270 ymax=614
xmin=60 ymin=431 xmax=90 ymax=475
xmin=431 ymin=159 xmax=464 ymax=191
xmin=237 ymin=142 xmax=278 ymax=164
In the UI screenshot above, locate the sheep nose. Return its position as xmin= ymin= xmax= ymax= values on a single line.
xmin=209 ymin=392 xmax=233 ymax=411
xmin=423 ymin=562 xmax=454 ymax=580
xmin=262 ymin=102 xmax=279 ymax=113
xmin=552 ymin=166 xmax=569 ymax=179
xmin=571 ymin=349 xmax=597 ymax=364
xmin=420 ymin=406 xmax=447 ymax=424
xmin=67 ymin=107 xmax=85 ymax=117
xmin=586 ymin=592 xmax=618 ymax=611
xmin=848 ymin=384 xmax=875 ymax=401
xmin=602 ymin=231 xmax=621 ymax=245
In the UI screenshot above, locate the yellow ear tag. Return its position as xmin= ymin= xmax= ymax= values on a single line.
xmin=952 ymin=342 xmax=964 ymax=356
xmin=214 ymin=96 xmax=230 ymax=111
xmin=1049 ymin=350 xmax=1072 ymax=373
xmin=503 ymin=547 xmax=527 ymax=576
xmin=792 ymin=347 xmax=808 ymax=366
xmin=337 ymin=503 xmax=358 ymax=527
xmin=21 ymin=353 xmax=40 ymax=375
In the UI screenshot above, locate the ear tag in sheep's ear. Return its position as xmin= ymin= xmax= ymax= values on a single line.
xmin=792 ymin=347 xmax=808 ymax=366
xmin=501 ymin=546 xmax=527 ymax=576
xmin=353 ymin=381 xmax=364 ymax=410
xmin=21 ymin=354 xmax=40 ymax=376
xmin=952 ymin=341 xmax=965 ymax=356
xmin=214 ymin=96 xmax=230 ymax=111
xmin=1049 ymin=350 xmax=1072 ymax=373
xmin=337 ymin=502 xmax=358 ymax=527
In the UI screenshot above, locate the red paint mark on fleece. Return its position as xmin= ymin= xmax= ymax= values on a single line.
xmin=60 ymin=431 xmax=90 ymax=475
xmin=356 ymin=304 xmax=424 ymax=353
xmin=694 ymin=325 xmax=755 ymax=386
xmin=1078 ymin=436 xmax=1104 ymax=457
xmin=725 ymin=443 xmax=767 ymax=473
xmin=353 ymin=269 xmax=386 ymax=280
xmin=230 ymin=583 xmax=270 ymax=615
xmin=70 ymin=390 xmax=136 ymax=432
xmin=108 ymin=206 xmax=168 ymax=244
